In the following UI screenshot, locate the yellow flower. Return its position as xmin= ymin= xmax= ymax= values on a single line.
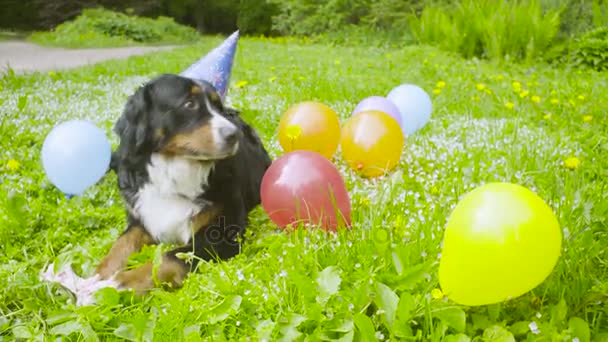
xmin=433 ymin=88 xmax=442 ymax=95
xmin=519 ymin=90 xmax=530 ymax=98
xmin=550 ymin=90 xmax=557 ymax=96
xmin=531 ymin=95 xmax=541 ymax=103
xmin=569 ymin=99 xmax=576 ymax=106
xmin=543 ymin=113 xmax=552 ymax=120
xmin=334 ymin=60 xmax=341 ymax=65
xmin=285 ymin=125 xmax=302 ymax=140
xmin=577 ymin=95 xmax=585 ymax=101
xmin=550 ymin=98 xmax=559 ymax=105
xmin=386 ymin=53 xmax=392 ymax=58
xmin=270 ymin=66 xmax=276 ymax=71
xmin=436 ymin=81 xmax=446 ymax=89
xmin=505 ymin=102 xmax=515 ymax=110
xmin=48 ymin=71 xmax=56 ymax=78
xmin=512 ymin=81 xmax=521 ymax=90
xmin=268 ymin=76 xmax=277 ymax=82
xmin=476 ymin=83 xmax=486 ymax=91
xmin=564 ymin=157 xmax=580 ymax=170
xmin=7 ymin=159 xmax=20 ymax=171
xmin=235 ymin=80 xmax=248 ymax=88
xmin=360 ymin=198 xmax=370 ymax=207
xmin=298 ymin=76 xmax=306 ymax=81
xmin=430 ymin=186 xmax=439 ymax=195
xmin=431 ymin=288 xmax=444 ymax=299
xmin=583 ymin=115 xmax=592 ymax=123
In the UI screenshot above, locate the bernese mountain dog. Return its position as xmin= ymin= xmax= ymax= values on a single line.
xmin=95 ymin=73 xmax=272 ymax=294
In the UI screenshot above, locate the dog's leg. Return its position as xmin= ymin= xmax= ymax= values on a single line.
xmin=96 ymin=224 xmax=154 ymax=279
xmin=113 ymin=253 xmax=188 ymax=294
xmin=112 ymin=205 xmax=225 ymax=294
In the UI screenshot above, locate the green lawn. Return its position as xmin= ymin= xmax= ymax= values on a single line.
xmin=0 ymin=36 xmax=606 ymax=341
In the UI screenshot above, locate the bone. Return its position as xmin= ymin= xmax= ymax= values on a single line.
xmin=40 ymin=263 xmax=121 ymax=306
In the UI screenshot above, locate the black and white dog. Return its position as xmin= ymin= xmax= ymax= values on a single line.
xmin=95 ymin=74 xmax=271 ymax=293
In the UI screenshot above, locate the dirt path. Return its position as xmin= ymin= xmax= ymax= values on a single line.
xmin=0 ymin=41 xmax=178 ymax=73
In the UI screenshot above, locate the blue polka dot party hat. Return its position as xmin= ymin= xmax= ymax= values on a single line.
xmin=180 ymin=30 xmax=239 ymax=100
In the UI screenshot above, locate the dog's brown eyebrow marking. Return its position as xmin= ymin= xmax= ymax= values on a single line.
xmin=191 ymin=85 xmax=202 ymax=94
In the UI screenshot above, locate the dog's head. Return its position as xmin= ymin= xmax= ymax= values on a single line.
xmin=113 ymin=74 xmax=241 ymax=167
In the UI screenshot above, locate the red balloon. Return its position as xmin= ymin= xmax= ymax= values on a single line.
xmin=261 ymin=150 xmax=352 ymax=231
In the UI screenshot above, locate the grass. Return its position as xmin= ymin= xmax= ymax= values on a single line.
xmin=0 ymin=35 xmax=607 ymax=341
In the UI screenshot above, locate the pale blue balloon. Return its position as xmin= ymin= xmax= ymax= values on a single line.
xmin=387 ymin=84 xmax=433 ymax=136
xmin=41 ymin=120 xmax=111 ymax=196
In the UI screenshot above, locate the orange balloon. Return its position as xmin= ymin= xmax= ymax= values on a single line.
xmin=340 ymin=110 xmax=404 ymax=178
xmin=278 ymin=101 xmax=341 ymax=159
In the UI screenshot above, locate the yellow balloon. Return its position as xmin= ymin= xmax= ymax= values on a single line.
xmin=278 ymin=101 xmax=341 ymax=159
xmin=439 ymin=182 xmax=562 ymax=306
xmin=340 ymin=110 xmax=404 ymax=178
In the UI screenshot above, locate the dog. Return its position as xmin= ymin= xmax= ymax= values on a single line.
xmin=95 ymin=73 xmax=272 ymax=293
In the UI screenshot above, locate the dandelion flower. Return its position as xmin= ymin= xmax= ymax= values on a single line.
xmin=433 ymin=88 xmax=442 ymax=95
xmin=436 ymin=81 xmax=446 ymax=89
xmin=577 ymin=95 xmax=585 ymax=101
xmin=235 ymin=80 xmax=248 ymax=88
xmin=431 ymin=288 xmax=444 ymax=299
xmin=476 ymin=83 xmax=486 ymax=91
xmin=7 ymin=159 xmax=20 ymax=171
xmin=519 ymin=90 xmax=530 ymax=98
xmin=564 ymin=157 xmax=580 ymax=170
xmin=531 ymin=95 xmax=541 ymax=103
xmin=512 ymin=81 xmax=522 ymax=90
xmin=543 ymin=113 xmax=552 ymax=120
xmin=334 ymin=60 xmax=341 ymax=65
xmin=505 ymin=102 xmax=515 ymax=110
xmin=285 ymin=125 xmax=302 ymax=141
xmin=583 ymin=115 xmax=592 ymax=123
xmin=550 ymin=98 xmax=559 ymax=105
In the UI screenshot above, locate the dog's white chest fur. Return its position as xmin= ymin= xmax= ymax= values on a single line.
xmin=134 ymin=154 xmax=211 ymax=245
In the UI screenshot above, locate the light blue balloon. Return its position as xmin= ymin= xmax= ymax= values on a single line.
xmin=387 ymin=84 xmax=433 ymax=136
xmin=41 ymin=120 xmax=111 ymax=196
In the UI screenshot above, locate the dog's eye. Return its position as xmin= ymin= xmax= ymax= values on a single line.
xmin=183 ymin=100 xmax=199 ymax=110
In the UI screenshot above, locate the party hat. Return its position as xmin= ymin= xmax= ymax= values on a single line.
xmin=180 ymin=30 xmax=239 ymax=99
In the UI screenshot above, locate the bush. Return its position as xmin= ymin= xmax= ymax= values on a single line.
xmin=407 ymin=0 xmax=562 ymax=62
xmin=570 ymin=26 xmax=608 ymax=70
xmin=266 ymin=0 xmax=425 ymax=36
xmin=29 ymin=8 xmax=200 ymax=48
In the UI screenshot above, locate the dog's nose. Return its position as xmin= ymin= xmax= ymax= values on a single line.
xmin=219 ymin=126 xmax=239 ymax=145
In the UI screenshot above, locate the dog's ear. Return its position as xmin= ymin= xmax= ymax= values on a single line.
xmin=113 ymin=85 xmax=151 ymax=166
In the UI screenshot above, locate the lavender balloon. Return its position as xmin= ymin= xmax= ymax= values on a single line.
xmin=352 ymin=96 xmax=403 ymax=128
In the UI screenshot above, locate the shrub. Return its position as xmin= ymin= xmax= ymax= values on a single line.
xmin=266 ymin=0 xmax=425 ymax=37
xmin=570 ymin=26 xmax=608 ymax=71
xmin=29 ymin=8 xmax=200 ymax=48
xmin=407 ymin=0 xmax=562 ymax=63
